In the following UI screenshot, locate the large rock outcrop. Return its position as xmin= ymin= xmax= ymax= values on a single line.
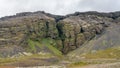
xmin=0 ymin=12 xmax=59 ymax=57
xmin=0 ymin=11 xmax=119 ymax=57
xmin=57 ymin=14 xmax=112 ymax=53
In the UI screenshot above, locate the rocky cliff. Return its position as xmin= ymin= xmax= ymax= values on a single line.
xmin=0 ymin=11 xmax=120 ymax=57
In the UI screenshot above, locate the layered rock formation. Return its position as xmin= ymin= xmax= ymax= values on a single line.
xmin=58 ymin=15 xmax=112 ymax=53
xmin=0 ymin=11 xmax=120 ymax=57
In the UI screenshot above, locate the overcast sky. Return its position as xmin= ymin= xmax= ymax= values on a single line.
xmin=0 ymin=0 xmax=120 ymax=17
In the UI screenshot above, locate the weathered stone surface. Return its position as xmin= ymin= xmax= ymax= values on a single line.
xmin=0 ymin=11 xmax=119 ymax=56
xmin=0 ymin=12 xmax=59 ymax=57
xmin=57 ymin=14 xmax=113 ymax=53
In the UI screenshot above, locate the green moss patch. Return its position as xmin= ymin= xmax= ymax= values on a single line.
xmin=27 ymin=38 xmax=62 ymax=57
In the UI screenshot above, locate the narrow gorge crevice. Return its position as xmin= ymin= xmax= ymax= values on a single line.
xmin=56 ymin=23 xmax=66 ymax=53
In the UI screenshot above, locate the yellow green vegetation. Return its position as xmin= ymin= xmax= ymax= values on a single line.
xmin=67 ymin=61 xmax=89 ymax=68
xmin=0 ymin=58 xmax=17 ymax=65
xmin=27 ymin=38 xmax=63 ymax=57
xmin=83 ymin=46 xmax=120 ymax=59
xmin=0 ymin=54 xmax=53 ymax=66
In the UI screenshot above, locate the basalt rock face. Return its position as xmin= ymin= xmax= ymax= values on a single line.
xmin=0 ymin=12 xmax=59 ymax=57
xmin=0 ymin=11 xmax=119 ymax=57
xmin=58 ymin=14 xmax=113 ymax=54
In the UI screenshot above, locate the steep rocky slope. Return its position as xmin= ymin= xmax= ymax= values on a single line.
xmin=0 ymin=11 xmax=60 ymax=57
xmin=67 ymin=23 xmax=120 ymax=59
xmin=58 ymin=14 xmax=112 ymax=54
xmin=0 ymin=11 xmax=120 ymax=58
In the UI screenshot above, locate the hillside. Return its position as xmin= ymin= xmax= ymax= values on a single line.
xmin=67 ymin=23 xmax=120 ymax=59
xmin=0 ymin=11 xmax=120 ymax=67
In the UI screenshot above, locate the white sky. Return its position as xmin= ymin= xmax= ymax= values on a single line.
xmin=0 ymin=0 xmax=120 ymax=17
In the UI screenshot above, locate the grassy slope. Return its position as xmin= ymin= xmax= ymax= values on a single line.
xmin=82 ymin=46 xmax=120 ymax=59
xmin=0 ymin=54 xmax=55 ymax=66
xmin=0 ymin=38 xmax=62 ymax=65
xmin=27 ymin=38 xmax=62 ymax=57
